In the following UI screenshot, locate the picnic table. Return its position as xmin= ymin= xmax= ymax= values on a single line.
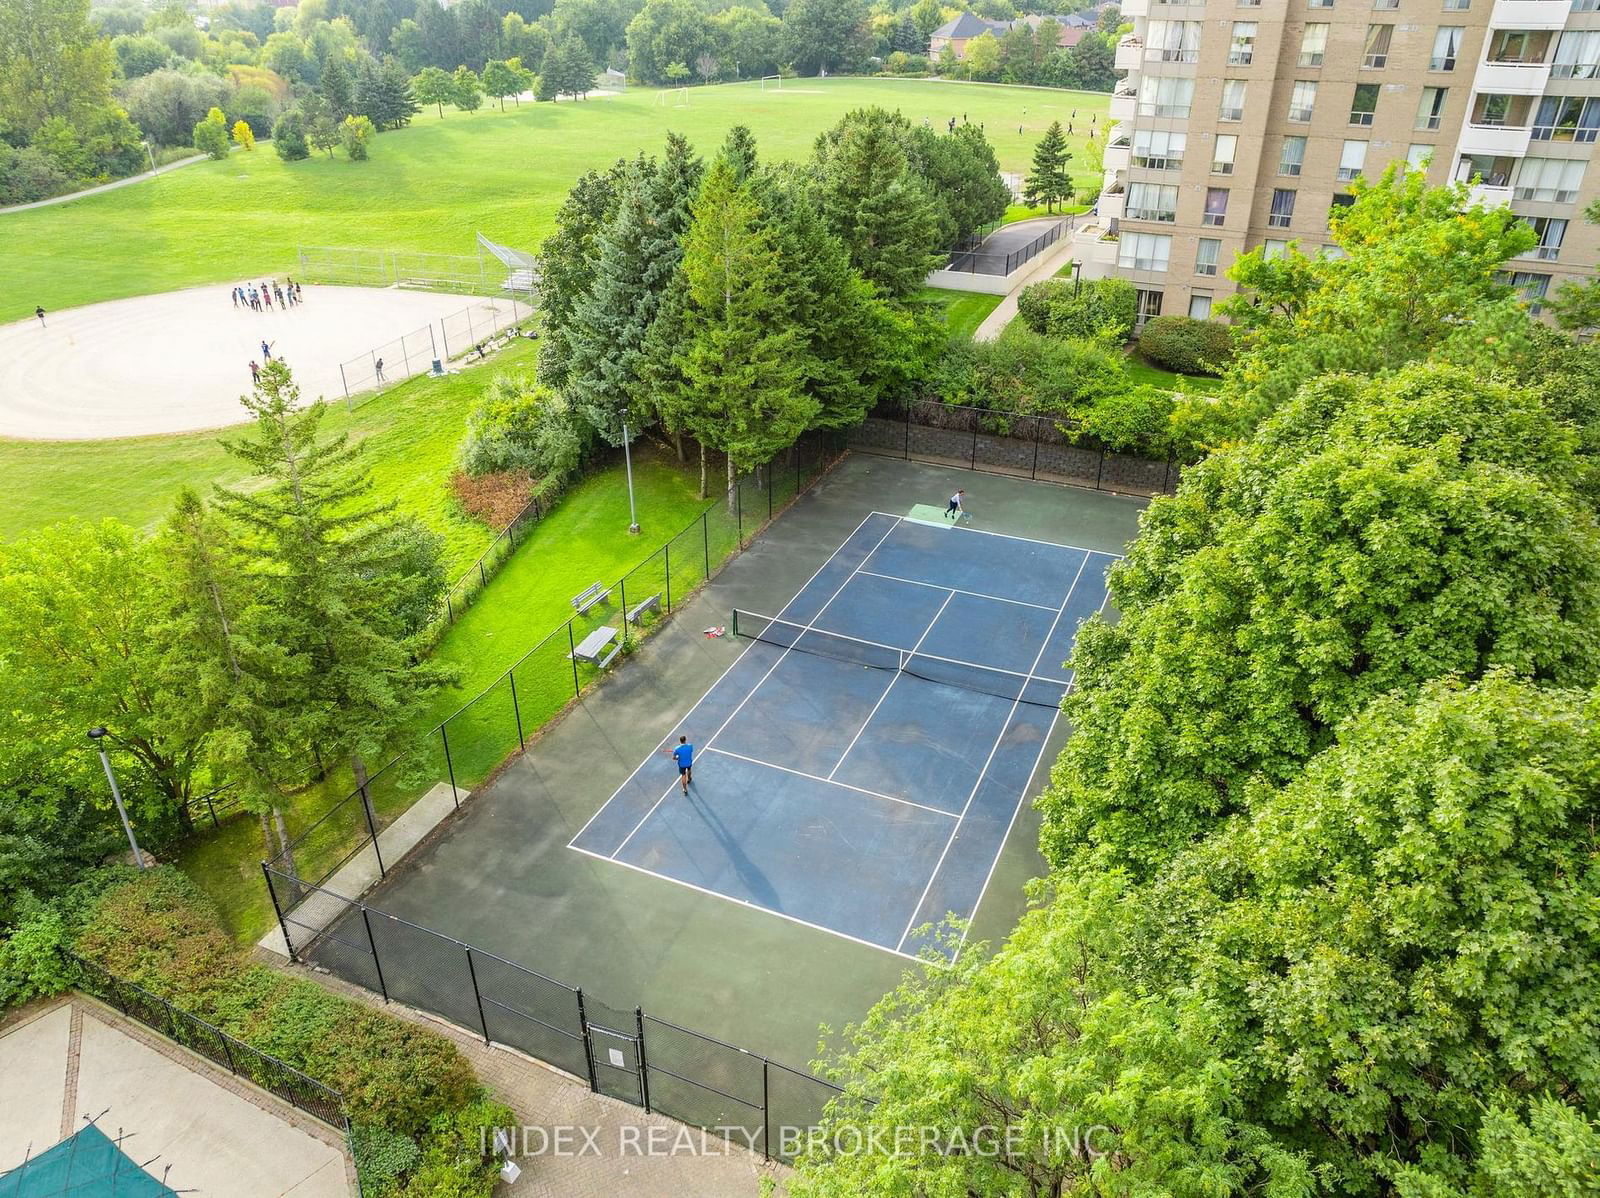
xmin=571 ymin=625 xmax=621 ymax=668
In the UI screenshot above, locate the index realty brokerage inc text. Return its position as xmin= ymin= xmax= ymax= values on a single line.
xmin=482 ymin=1123 xmax=1117 ymax=1159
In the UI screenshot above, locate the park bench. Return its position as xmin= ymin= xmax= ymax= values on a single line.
xmin=572 ymin=582 xmax=611 ymax=615
xmin=626 ymin=594 xmax=662 ymax=625
xmin=570 ymin=625 xmax=621 ymax=669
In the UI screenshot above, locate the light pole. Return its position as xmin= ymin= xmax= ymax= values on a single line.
xmin=88 ymin=728 xmax=147 ymax=869
xmin=621 ymin=408 xmax=640 ymax=535
xmin=143 ymin=140 xmax=157 ymax=175
xmin=1070 ymin=258 xmax=1084 ymax=299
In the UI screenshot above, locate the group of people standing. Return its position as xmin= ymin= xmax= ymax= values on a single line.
xmin=233 ymin=278 xmax=304 ymax=312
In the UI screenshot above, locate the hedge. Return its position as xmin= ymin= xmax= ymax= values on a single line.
xmin=1015 ymin=277 xmax=1137 ymax=343
xmin=1136 ymin=315 xmax=1235 ymax=377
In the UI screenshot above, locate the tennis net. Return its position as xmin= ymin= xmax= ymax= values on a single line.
xmin=730 ymin=610 xmax=1068 ymax=710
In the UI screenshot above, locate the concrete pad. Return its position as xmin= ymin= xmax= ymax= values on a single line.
xmin=72 ymin=1008 xmax=347 ymax=1197
xmin=258 ymin=782 xmax=467 ymax=958
xmin=0 ymin=1004 xmax=70 ymax=1170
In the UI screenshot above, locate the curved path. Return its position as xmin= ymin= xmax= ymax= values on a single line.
xmin=0 ymin=154 xmax=207 ymax=215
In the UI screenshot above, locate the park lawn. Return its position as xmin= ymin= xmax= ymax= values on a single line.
xmin=1 ymin=78 xmax=1107 ymax=324
xmin=178 ymin=444 xmax=718 ymax=942
xmin=1122 ymin=350 xmax=1224 ymax=394
xmin=0 ymin=338 xmax=537 ymax=571
xmin=922 ymin=288 xmax=1003 ymax=339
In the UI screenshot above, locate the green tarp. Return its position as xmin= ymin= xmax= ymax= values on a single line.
xmin=0 ymin=1125 xmax=177 ymax=1197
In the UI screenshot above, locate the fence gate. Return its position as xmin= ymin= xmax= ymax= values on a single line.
xmin=583 ymin=997 xmax=647 ymax=1107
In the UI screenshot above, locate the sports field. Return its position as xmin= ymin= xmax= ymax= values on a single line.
xmin=0 ymin=78 xmax=1109 ymax=324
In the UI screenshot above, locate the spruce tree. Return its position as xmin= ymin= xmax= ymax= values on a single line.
xmin=718 ymin=124 xmax=758 ymax=182
xmin=1023 ymin=120 xmax=1074 ymax=212
xmin=320 ymin=55 xmax=354 ymax=118
xmin=537 ymin=161 xmax=625 ymax=389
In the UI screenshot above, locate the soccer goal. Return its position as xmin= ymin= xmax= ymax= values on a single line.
xmin=656 ymin=86 xmax=690 ymax=106
xmin=760 ymin=74 xmax=783 ymax=91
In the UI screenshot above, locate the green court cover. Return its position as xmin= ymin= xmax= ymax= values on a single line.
xmin=0 ymin=1125 xmax=177 ymax=1198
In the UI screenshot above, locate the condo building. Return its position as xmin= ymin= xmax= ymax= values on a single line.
xmin=1073 ymin=0 xmax=1600 ymax=323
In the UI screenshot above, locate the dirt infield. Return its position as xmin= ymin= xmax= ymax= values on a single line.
xmin=0 ymin=284 xmax=491 ymax=440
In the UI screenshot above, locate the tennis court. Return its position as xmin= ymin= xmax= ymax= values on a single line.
xmin=571 ymin=511 xmax=1116 ymax=960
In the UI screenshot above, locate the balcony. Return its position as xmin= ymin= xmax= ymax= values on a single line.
xmin=1070 ymin=222 xmax=1122 ymax=275
xmin=1116 ymin=35 xmax=1144 ymax=71
xmin=1104 ymin=140 xmax=1131 ymax=171
xmin=1110 ymin=91 xmax=1137 ymax=122
xmin=1098 ymin=186 xmax=1125 ymax=220
xmin=1474 ymin=59 xmax=1553 ymax=93
xmin=1467 ymin=181 xmax=1515 ymax=206
xmin=1459 ymin=122 xmax=1533 ymax=157
xmin=1120 ymin=0 xmax=1149 ymax=15
xmin=1490 ymin=0 xmax=1572 ymax=30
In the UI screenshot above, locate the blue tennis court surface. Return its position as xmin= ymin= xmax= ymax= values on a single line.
xmin=570 ymin=511 xmax=1117 ymax=960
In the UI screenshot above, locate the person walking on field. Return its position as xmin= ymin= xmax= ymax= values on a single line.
xmin=261 ymin=339 xmax=272 ymax=361
xmin=668 ymin=735 xmax=694 ymax=794
xmin=374 ymin=357 xmax=385 ymax=382
xmin=249 ymin=360 xmax=260 ymax=383
xmin=231 ymin=287 xmax=239 ymax=308
xmin=35 ymin=305 xmax=45 ymax=327
xmin=944 ymin=489 xmax=966 ymax=520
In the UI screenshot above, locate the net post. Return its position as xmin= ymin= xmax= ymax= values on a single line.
xmin=465 ymin=946 xmax=491 ymax=1045
xmin=401 ymin=334 xmax=411 ymax=380
xmin=634 ymin=1008 xmax=651 ymax=1112
xmin=732 ymin=609 xmax=739 ymax=638
xmin=441 ymin=316 xmax=450 ymax=360
xmin=340 ymin=363 xmax=350 ymax=403
xmin=509 ymin=669 xmax=525 ymax=751
xmin=361 ymin=907 xmax=390 ymax=1002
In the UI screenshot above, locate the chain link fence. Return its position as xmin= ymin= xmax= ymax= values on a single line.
xmin=438 ymin=297 xmax=534 ymax=361
xmin=337 ymin=323 xmax=438 ymax=401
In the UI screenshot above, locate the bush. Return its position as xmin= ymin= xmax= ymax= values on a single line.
xmin=927 ymin=329 xmax=1126 ymax=417
xmin=460 ymin=374 xmax=592 ymax=482
xmin=1077 ymin=385 xmax=1176 ymax=455
xmin=0 ymin=143 xmax=71 ymax=203
xmin=193 ymin=106 xmax=230 ymax=160
xmin=1016 ymin=277 xmax=1138 ymax=343
xmin=398 ymin=1099 xmax=516 ymax=1198
xmin=351 ymin=1124 xmax=421 ymax=1194
xmin=272 ymin=110 xmax=309 ymax=160
xmin=1136 ymin=315 xmax=1234 ymax=376
xmin=232 ymin=118 xmax=255 ymax=150
xmin=341 ymin=114 xmax=374 ymax=161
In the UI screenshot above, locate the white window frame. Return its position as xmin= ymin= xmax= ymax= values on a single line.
xmin=1196 ymin=238 xmax=1222 ymax=276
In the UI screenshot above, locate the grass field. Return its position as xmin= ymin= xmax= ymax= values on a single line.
xmin=1 ymin=79 xmax=1108 ymax=324
xmin=923 ymin=287 xmax=1004 ymax=339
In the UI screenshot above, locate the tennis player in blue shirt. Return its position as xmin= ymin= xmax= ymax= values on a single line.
xmin=669 ymin=735 xmax=694 ymax=793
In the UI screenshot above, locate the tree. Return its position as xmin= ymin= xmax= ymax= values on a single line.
xmin=414 ymin=0 xmax=463 ymax=70
xmin=963 ymin=29 xmax=1000 ymax=79
xmin=412 ymin=64 xmax=454 ymax=116
xmin=910 ymin=121 xmax=1011 ymax=246
xmin=713 ymin=5 xmax=783 ymax=79
xmin=231 ymin=118 xmax=255 ymax=150
xmin=625 ymin=0 xmax=716 ymax=86
xmin=192 ymin=105 xmax=230 ymax=160
xmin=120 ymin=68 xmax=228 ymax=147
xmin=553 ymin=32 xmax=595 ymax=97
xmin=0 ymin=0 xmax=114 ymax=137
xmin=1022 ymin=120 xmax=1073 ymax=212
xmin=450 ymin=65 xmax=482 ymax=112
xmin=718 ymin=123 xmax=757 ymax=182
xmin=782 ymin=0 xmax=871 ymax=74
xmin=271 ymin=109 xmax=310 ymax=160
xmin=356 ymin=56 xmax=418 ymax=129
xmin=1548 ymin=197 xmax=1600 ymax=332
xmin=659 ymin=160 xmax=818 ymax=496
xmin=537 ymin=161 xmax=626 ymax=390
xmin=1062 ymin=32 xmax=1114 ymax=91
xmin=1038 ymin=362 xmax=1600 ymax=875
xmin=480 ymin=57 xmax=519 ymax=110
xmin=319 ymin=53 xmax=354 ymax=117
xmin=909 ymin=0 xmax=943 ymax=40
xmin=308 ymin=113 xmax=340 ymax=157
xmin=341 ymin=113 xmax=374 ymax=159
xmin=111 ymin=33 xmax=170 ymax=80
xmin=502 ymin=12 xmax=549 ymax=70
xmin=694 ymin=51 xmax=719 ymax=83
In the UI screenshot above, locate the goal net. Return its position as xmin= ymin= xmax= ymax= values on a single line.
xmin=760 ymin=74 xmax=783 ymax=91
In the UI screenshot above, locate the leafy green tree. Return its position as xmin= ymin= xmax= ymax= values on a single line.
xmin=501 ymin=12 xmax=549 ymax=71
xmin=1547 ymin=197 xmax=1600 ymax=333
xmin=111 ymin=33 xmax=169 ymax=79
xmin=450 ymin=65 xmax=482 ymax=112
xmin=659 ymin=160 xmax=818 ymax=495
xmin=412 ymin=64 xmax=454 ymax=116
xmin=781 ymin=0 xmax=871 ymax=74
xmin=0 ymin=0 xmax=114 ymax=137
xmin=191 ymin=105 xmax=230 ymax=159
xmin=341 ymin=113 xmax=374 ymax=160
xmin=271 ymin=109 xmax=310 ymax=160
xmin=1022 ymin=119 xmax=1072 ymax=212
xmin=414 ymin=0 xmax=463 ymax=70
xmin=963 ymin=29 xmax=1000 ymax=79
xmin=625 ymin=0 xmax=717 ymax=86
xmin=712 ymin=5 xmax=783 ymax=78
xmin=1039 ymin=363 xmax=1600 ymax=875
xmin=910 ymin=121 xmax=1011 ymax=246
xmin=479 ymin=57 xmax=520 ymax=110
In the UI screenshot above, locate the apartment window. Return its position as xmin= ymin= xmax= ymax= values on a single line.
xmin=1189 ymin=293 xmax=1214 ymax=319
xmin=1289 ymin=80 xmax=1318 ymax=122
xmin=1430 ymin=26 xmax=1463 ymax=70
xmin=1139 ymin=76 xmax=1196 ymax=118
xmin=1532 ymin=95 xmax=1600 ymax=142
xmin=1417 ymin=86 xmax=1448 ymax=130
xmin=1406 ymin=143 xmax=1435 ymax=169
xmin=1196 ymin=238 xmax=1222 ymax=276
xmin=1505 ymin=270 xmax=1552 ymax=312
xmin=1487 ymin=30 xmax=1547 ymax=65
xmin=1263 ymin=239 xmax=1290 ymax=260
xmin=1364 ymin=24 xmax=1393 ymax=67
xmin=1373 ymin=0 xmax=1398 ymax=8
xmin=1147 ymin=20 xmax=1203 ymax=63
xmin=1132 ymin=129 xmax=1188 ymax=169
xmin=1551 ymin=31 xmax=1600 ymax=79
xmin=1280 ymin=135 xmax=1308 ymax=175
xmin=1127 ymin=183 xmax=1180 ymax=222
xmin=1442 ymin=0 xmax=1469 ymax=8
xmin=1514 ymin=157 xmax=1586 ymax=202
xmin=1350 ymin=83 xmax=1380 ymax=125
xmin=1575 ymin=0 xmax=1600 ymax=11
xmin=1269 ymin=188 xmax=1297 ymax=228
xmin=1229 ymin=22 xmax=1258 ymax=64
xmin=1475 ymin=93 xmax=1515 ymax=126
xmin=1300 ymin=24 xmax=1329 ymax=65
xmin=1330 ymin=192 xmax=1356 ymax=212
xmin=1213 ymin=134 xmax=1239 ymax=174
xmin=1321 ymin=244 xmax=1348 ymax=260
xmin=1524 ymin=216 xmax=1568 ymax=260
xmin=1119 ymin=232 xmax=1173 ymax=272
xmin=1203 ymin=187 xmax=1230 ymax=227
xmin=1338 ymin=139 xmax=1369 ymax=180
xmin=1135 ymin=289 xmax=1165 ymax=327
xmin=1220 ymin=79 xmax=1248 ymax=121
xmin=1309 ymin=0 xmax=1334 ymax=8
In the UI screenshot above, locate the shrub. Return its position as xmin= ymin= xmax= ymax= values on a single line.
xmin=232 ymin=119 xmax=255 ymax=150
xmin=341 ymin=114 xmax=374 ymax=161
xmin=927 ymin=330 xmax=1125 ymax=416
xmin=450 ymin=469 xmax=534 ymax=528
xmin=1016 ymin=277 xmax=1137 ymax=343
xmin=399 ymin=1099 xmax=517 ymax=1198
xmin=1136 ymin=315 xmax=1234 ymax=376
xmin=1077 ymin=386 xmax=1176 ymax=455
xmin=460 ymin=374 xmax=592 ymax=482
xmin=0 ymin=143 xmax=71 ymax=204
xmin=272 ymin=110 xmax=309 ymax=161
xmin=351 ymin=1124 xmax=421 ymax=1194
xmin=193 ymin=106 xmax=230 ymax=160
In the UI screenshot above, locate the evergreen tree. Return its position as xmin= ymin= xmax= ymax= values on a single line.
xmin=369 ymin=57 xmax=418 ymax=128
xmin=1022 ymin=120 xmax=1073 ymax=212
xmin=717 ymin=123 xmax=757 ymax=182
xmin=534 ymin=39 xmax=561 ymax=100
xmin=319 ymin=54 xmax=354 ymax=117
xmin=537 ymin=161 xmax=626 ymax=389
xmin=892 ymin=12 xmax=920 ymax=53
xmin=556 ymin=32 xmax=596 ymax=98
xmin=662 ymin=160 xmax=818 ymax=495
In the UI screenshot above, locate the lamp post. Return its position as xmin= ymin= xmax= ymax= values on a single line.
xmin=621 ymin=408 xmax=640 ymax=534
xmin=88 ymin=728 xmax=147 ymax=869
xmin=143 ymin=140 xmax=157 ymax=175
xmin=1070 ymin=258 xmax=1084 ymax=298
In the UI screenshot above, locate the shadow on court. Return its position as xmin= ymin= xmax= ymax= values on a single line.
xmin=333 ymin=456 xmax=1145 ymax=1067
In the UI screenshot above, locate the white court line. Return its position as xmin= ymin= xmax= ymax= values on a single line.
xmin=854 ymin=569 xmax=1061 ymax=613
xmin=570 ymin=844 xmax=923 ymax=962
xmin=608 ymin=517 xmax=904 ymax=858
xmin=702 ymin=747 xmax=957 ymax=819
xmin=827 ymin=589 xmax=954 ymax=782
xmin=870 ymin=510 xmax=1126 ymax=559
xmin=953 ymin=561 xmax=1115 ymax=964
xmin=895 ymin=550 xmax=1091 ymax=956
xmin=567 ymin=511 xmax=889 ymax=850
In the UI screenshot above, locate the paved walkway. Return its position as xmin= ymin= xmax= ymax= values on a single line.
xmin=0 ymin=154 xmax=206 ymax=214
xmin=281 ymin=961 xmax=788 ymax=1197
xmin=971 ymin=225 xmax=1079 ymax=343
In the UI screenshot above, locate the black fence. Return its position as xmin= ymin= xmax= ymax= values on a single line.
xmin=261 ymin=873 xmax=844 ymax=1164
xmin=66 ymin=951 xmax=351 ymax=1134
xmin=847 ymin=400 xmax=1182 ymax=496
xmin=262 ymin=433 xmax=844 ymax=906
xmin=945 ymin=219 xmax=1067 ymax=277
xmin=183 ymin=782 xmax=241 ymax=830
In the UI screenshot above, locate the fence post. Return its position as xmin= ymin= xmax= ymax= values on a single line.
xmin=664 ymin=542 xmax=672 ymax=612
xmin=1096 ymin=450 xmax=1107 ymax=490
xmin=429 ymin=323 xmax=438 ymax=367
xmin=262 ymin=863 xmax=296 ymax=963
xmin=206 ymin=793 xmax=218 ymax=829
xmin=575 ymin=989 xmax=600 ymax=1092
xmin=735 ymin=477 xmax=743 ymax=544
xmin=340 ymin=364 xmax=350 ymax=406
xmin=361 ymin=907 xmax=390 ymax=1003
xmin=441 ymin=318 xmax=450 ymax=360
xmin=620 ymin=577 xmax=629 ymax=644
xmin=359 ymin=778 xmax=385 ymax=877
xmin=479 ymin=559 xmax=487 ymax=588
xmin=446 ymin=593 xmax=455 ymax=623
xmin=464 ymin=947 xmax=492 ymax=1046
xmin=440 ymin=725 xmax=459 ymax=806
xmin=509 ymin=670 xmax=525 ymax=751
xmin=767 ymin=465 xmax=773 ymax=520
xmin=904 ymin=407 xmax=911 ymax=459
xmin=1031 ymin=416 xmax=1042 ymax=480
xmin=971 ymin=419 xmax=979 ymax=470
xmin=568 ymin=622 xmax=580 ymax=696
xmin=702 ymin=510 xmax=710 ymax=579
xmin=218 ymin=1028 xmax=238 ymax=1075
xmin=634 ymin=1008 xmax=651 ymax=1112
xmin=761 ymin=1059 xmax=772 ymax=1161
